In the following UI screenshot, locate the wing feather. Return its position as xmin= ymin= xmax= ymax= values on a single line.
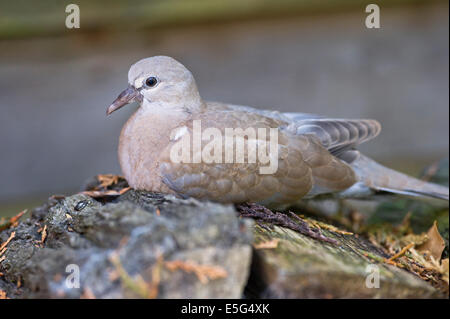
xmin=290 ymin=119 xmax=381 ymax=156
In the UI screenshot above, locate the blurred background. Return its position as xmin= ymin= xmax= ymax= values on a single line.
xmin=0 ymin=0 xmax=448 ymax=217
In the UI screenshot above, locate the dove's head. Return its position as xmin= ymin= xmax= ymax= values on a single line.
xmin=107 ymin=56 xmax=201 ymax=115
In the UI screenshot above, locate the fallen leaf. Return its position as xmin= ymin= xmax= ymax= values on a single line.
xmin=401 ymin=233 xmax=428 ymax=247
xmin=442 ymin=258 xmax=449 ymax=271
xmin=80 ymin=286 xmax=96 ymax=299
xmin=0 ymin=210 xmax=26 ymax=231
xmin=97 ymin=174 xmax=121 ymax=189
xmin=119 ymin=187 xmax=131 ymax=194
xmin=0 ymin=231 xmax=16 ymax=257
xmin=441 ymin=258 xmax=449 ymax=284
xmin=0 ymin=290 xmax=8 ymax=299
xmin=82 ymin=187 xmax=131 ymax=198
xmin=254 ymin=239 xmax=279 ymax=249
xmin=10 ymin=210 xmax=27 ymax=226
xmin=164 ymin=260 xmax=227 ymax=284
xmin=41 ymin=225 xmax=48 ymax=244
xmin=417 ymin=221 xmax=445 ymax=261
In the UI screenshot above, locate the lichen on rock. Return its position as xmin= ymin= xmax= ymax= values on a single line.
xmin=0 ymin=189 xmax=253 ymax=298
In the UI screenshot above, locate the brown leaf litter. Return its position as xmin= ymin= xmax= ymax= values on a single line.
xmin=164 ymin=260 xmax=228 ymax=284
xmin=0 ymin=210 xmax=26 ymax=232
xmin=253 ymin=239 xmax=280 ymax=249
xmin=370 ymin=219 xmax=449 ymax=294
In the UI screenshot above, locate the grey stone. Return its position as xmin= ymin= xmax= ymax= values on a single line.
xmin=0 ymin=190 xmax=253 ymax=298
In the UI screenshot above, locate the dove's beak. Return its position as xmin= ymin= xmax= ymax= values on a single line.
xmin=107 ymin=85 xmax=142 ymax=115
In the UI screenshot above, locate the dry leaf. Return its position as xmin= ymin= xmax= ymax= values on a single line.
xmin=10 ymin=210 xmax=26 ymax=225
xmin=0 ymin=290 xmax=8 ymax=299
xmin=0 ymin=231 xmax=16 ymax=257
xmin=164 ymin=260 xmax=228 ymax=284
xmin=254 ymin=239 xmax=279 ymax=249
xmin=0 ymin=210 xmax=26 ymax=231
xmin=97 ymin=174 xmax=121 ymax=188
xmin=401 ymin=233 xmax=428 ymax=247
xmin=41 ymin=225 xmax=48 ymax=244
xmin=440 ymin=258 xmax=449 ymax=284
xmin=417 ymin=221 xmax=445 ymax=261
xmin=80 ymin=286 xmax=96 ymax=299
xmin=442 ymin=258 xmax=449 ymax=271
xmin=82 ymin=187 xmax=131 ymax=198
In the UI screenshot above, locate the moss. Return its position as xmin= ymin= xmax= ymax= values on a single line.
xmin=247 ymin=222 xmax=443 ymax=298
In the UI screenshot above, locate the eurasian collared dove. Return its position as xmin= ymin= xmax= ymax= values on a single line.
xmin=107 ymin=56 xmax=448 ymax=207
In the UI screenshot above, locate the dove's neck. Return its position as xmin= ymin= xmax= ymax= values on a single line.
xmin=140 ymin=93 xmax=205 ymax=116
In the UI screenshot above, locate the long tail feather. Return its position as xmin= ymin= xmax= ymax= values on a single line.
xmin=341 ymin=154 xmax=449 ymax=203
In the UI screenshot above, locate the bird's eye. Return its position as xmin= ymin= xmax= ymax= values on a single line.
xmin=145 ymin=76 xmax=158 ymax=87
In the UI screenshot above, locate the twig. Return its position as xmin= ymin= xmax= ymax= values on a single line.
xmin=236 ymin=203 xmax=338 ymax=245
xmin=388 ymin=243 xmax=414 ymax=262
